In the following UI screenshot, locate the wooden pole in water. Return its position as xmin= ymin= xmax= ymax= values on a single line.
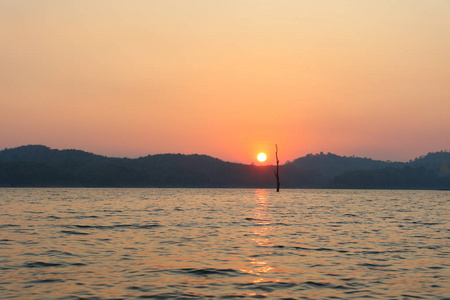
xmin=274 ymin=144 xmax=280 ymax=192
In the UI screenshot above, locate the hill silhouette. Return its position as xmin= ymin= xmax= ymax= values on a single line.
xmin=332 ymin=151 xmax=450 ymax=189
xmin=0 ymin=145 xmax=315 ymax=188
xmin=0 ymin=145 xmax=449 ymax=189
xmin=289 ymin=152 xmax=397 ymax=183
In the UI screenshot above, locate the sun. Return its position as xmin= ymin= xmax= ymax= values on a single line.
xmin=257 ymin=152 xmax=267 ymax=162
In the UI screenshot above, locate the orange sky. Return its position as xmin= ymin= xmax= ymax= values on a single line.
xmin=1 ymin=1 xmax=449 ymax=163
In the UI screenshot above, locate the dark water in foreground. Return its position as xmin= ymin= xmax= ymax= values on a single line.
xmin=0 ymin=188 xmax=449 ymax=299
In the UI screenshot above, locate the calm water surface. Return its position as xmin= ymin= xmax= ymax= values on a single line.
xmin=0 ymin=188 xmax=449 ymax=299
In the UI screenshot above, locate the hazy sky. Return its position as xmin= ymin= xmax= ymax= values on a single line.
xmin=1 ymin=1 xmax=449 ymax=163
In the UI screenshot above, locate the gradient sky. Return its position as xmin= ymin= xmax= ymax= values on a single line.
xmin=1 ymin=1 xmax=449 ymax=163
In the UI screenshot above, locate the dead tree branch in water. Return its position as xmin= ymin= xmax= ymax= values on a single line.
xmin=274 ymin=144 xmax=280 ymax=192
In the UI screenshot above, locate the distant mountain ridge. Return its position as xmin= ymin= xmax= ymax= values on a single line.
xmin=289 ymin=152 xmax=397 ymax=180
xmin=0 ymin=145 xmax=449 ymax=189
xmin=0 ymin=145 xmax=110 ymax=163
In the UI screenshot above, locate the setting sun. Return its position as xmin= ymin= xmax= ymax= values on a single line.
xmin=257 ymin=153 xmax=267 ymax=162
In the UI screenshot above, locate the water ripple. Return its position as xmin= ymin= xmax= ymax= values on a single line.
xmin=1 ymin=188 xmax=448 ymax=300
xmin=175 ymin=268 xmax=243 ymax=277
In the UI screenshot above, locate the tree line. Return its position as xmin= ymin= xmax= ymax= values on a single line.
xmin=0 ymin=145 xmax=448 ymax=189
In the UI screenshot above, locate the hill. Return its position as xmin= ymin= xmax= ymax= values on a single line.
xmin=409 ymin=151 xmax=450 ymax=173
xmin=289 ymin=152 xmax=399 ymax=182
xmin=0 ymin=145 xmax=316 ymax=188
xmin=0 ymin=145 xmax=110 ymax=163
xmin=0 ymin=145 xmax=449 ymax=189
xmin=332 ymin=151 xmax=450 ymax=189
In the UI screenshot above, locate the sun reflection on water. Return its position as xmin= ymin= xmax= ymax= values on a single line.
xmin=239 ymin=189 xmax=278 ymax=284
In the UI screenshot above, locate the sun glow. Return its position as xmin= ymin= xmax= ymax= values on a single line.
xmin=257 ymin=153 xmax=267 ymax=162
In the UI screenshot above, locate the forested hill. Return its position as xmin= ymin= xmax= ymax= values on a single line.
xmin=289 ymin=152 xmax=396 ymax=180
xmin=0 ymin=145 xmax=315 ymax=188
xmin=0 ymin=145 xmax=449 ymax=189
xmin=409 ymin=151 xmax=450 ymax=172
xmin=0 ymin=145 xmax=109 ymax=163
xmin=332 ymin=151 xmax=450 ymax=189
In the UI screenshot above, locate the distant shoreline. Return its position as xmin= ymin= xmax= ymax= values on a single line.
xmin=1 ymin=145 xmax=449 ymax=190
xmin=0 ymin=186 xmax=450 ymax=192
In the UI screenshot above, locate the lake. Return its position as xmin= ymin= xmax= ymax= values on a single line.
xmin=0 ymin=188 xmax=449 ymax=299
